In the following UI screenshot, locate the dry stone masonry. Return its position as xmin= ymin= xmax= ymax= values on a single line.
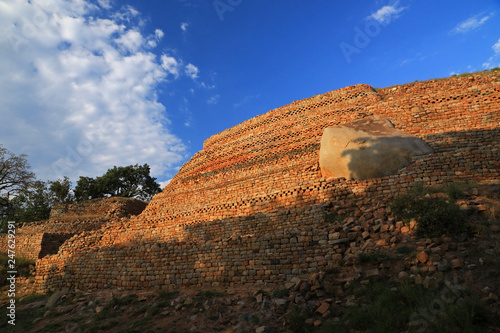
xmin=33 ymin=72 xmax=500 ymax=293
xmin=0 ymin=197 xmax=147 ymax=261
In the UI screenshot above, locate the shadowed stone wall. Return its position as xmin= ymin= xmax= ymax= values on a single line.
xmin=34 ymin=72 xmax=500 ymax=293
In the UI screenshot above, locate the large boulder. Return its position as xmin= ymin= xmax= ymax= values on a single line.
xmin=319 ymin=115 xmax=433 ymax=180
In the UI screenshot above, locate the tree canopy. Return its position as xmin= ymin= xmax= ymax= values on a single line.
xmin=49 ymin=176 xmax=74 ymax=204
xmin=0 ymin=144 xmax=36 ymax=208
xmin=5 ymin=180 xmax=52 ymax=223
xmin=1 ymin=144 xmax=161 ymax=231
xmin=74 ymin=164 xmax=161 ymax=202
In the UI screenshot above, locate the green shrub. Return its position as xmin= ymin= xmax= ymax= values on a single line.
xmin=443 ymin=183 xmax=465 ymax=201
xmin=324 ymin=211 xmax=341 ymax=224
xmin=285 ymin=308 xmax=313 ymax=333
xmin=390 ymin=191 xmax=465 ymax=238
xmin=428 ymin=298 xmax=490 ymax=332
xmin=159 ymin=290 xmax=179 ymax=300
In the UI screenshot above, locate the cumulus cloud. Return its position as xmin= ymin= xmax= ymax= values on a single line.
xmin=155 ymin=29 xmax=164 ymax=40
xmin=181 ymin=22 xmax=189 ymax=32
xmin=185 ymin=63 xmax=199 ymax=79
xmin=452 ymin=12 xmax=494 ymax=34
xmin=0 ymin=0 xmax=190 ymax=183
xmin=161 ymin=54 xmax=181 ymax=78
xmin=97 ymin=0 xmax=112 ymax=9
xmin=367 ymin=1 xmax=406 ymax=24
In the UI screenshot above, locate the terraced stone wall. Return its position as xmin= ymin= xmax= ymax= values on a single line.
xmin=0 ymin=198 xmax=147 ymax=261
xmin=34 ymin=72 xmax=500 ymax=293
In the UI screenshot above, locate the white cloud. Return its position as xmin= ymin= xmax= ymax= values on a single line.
xmin=452 ymin=12 xmax=494 ymax=34
xmin=185 ymin=63 xmax=199 ymax=79
xmin=97 ymin=0 xmax=112 ymax=9
xmin=201 ymin=82 xmax=215 ymax=89
xmin=161 ymin=54 xmax=181 ymax=78
xmin=207 ymin=95 xmax=220 ymax=105
xmin=116 ymin=29 xmax=144 ymax=52
xmin=367 ymin=2 xmax=406 ymax=24
xmin=180 ymin=22 xmax=189 ymax=32
xmin=0 ymin=0 xmax=190 ymax=183
xmin=155 ymin=29 xmax=164 ymax=41
xmin=233 ymin=94 xmax=260 ymax=108
xmin=493 ymin=38 xmax=500 ymax=54
xmin=482 ymin=38 xmax=500 ymax=69
xmin=158 ymin=179 xmax=171 ymax=189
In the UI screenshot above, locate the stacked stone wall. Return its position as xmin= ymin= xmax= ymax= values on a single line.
xmin=50 ymin=197 xmax=147 ymax=220
xmin=0 ymin=233 xmax=44 ymax=261
xmin=34 ymin=72 xmax=500 ymax=293
xmin=0 ymin=197 xmax=147 ymax=261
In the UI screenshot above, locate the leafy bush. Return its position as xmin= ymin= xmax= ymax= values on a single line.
xmin=286 ymin=308 xmax=313 ymax=333
xmin=390 ymin=190 xmax=466 ymax=238
xmin=324 ymin=210 xmax=342 ymax=224
xmin=443 ymin=183 xmax=465 ymax=201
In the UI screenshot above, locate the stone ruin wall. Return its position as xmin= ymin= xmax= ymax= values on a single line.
xmin=0 ymin=197 xmax=147 ymax=261
xmin=49 ymin=197 xmax=148 ymax=221
xmin=34 ymin=72 xmax=500 ymax=293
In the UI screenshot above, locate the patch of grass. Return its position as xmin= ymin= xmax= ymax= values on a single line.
xmin=109 ymin=293 xmax=138 ymax=307
xmin=96 ymin=319 xmax=120 ymax=331
xmin=155 ymin=298 xmax=169 ymax=308
xmin=18 ymin=293 xmax=48 ymax=305
xmin=442 ymin=183 xmax=466 ymax=201
xmin=43 ymin=321 xmax=64 ymax=332
xmin=358 ymin=252 xmax=393 ymax=265
xmin=93 ymin=307 xmax=120 ymax=321
xmin=127 ymin=318 xmax=152 ymax=331
xmin=0 ymin=253 xmax=36 ymax=286
xmin=326 ymin=280 xmax=491 ymax=332
xmin=432 ymin=298 xmax=490 ymax=332
xmin=390 ymin=187 xmax=466 ymax=238
xmin=0 ymin=307 xmax=33 ymax=331
xmin=341 ymin=281 xmax=431 ymax=332
xmin=159 ymin=290 xmax=179 ymax=300
xmin=131 ymin=304 xmax=148 ymax=316
xmin=146 ymin=304 xmax=161 ymax=316
xmin=491 ymin=67 xmax=500 ymax=72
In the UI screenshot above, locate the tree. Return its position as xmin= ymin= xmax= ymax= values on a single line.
xmin=74 ymin=164 xmax=161 ymax=202
xmin=74 ymin=176 xmax=99 ymax=202
xmin=6 ymin=180 xmax=51 ymax=223
xmin=49 ymin=176 xmax=74 ymax=204
xmin=0 ymin=144 xmax=36 ymax=209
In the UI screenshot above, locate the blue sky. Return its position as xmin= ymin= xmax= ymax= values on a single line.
xmin=0 ymin=0 xmax=499 ymax=187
